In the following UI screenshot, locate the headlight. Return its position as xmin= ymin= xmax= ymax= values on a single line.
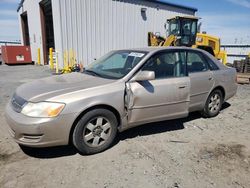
xmin=21 ymin=102 xmax=65 ymax=118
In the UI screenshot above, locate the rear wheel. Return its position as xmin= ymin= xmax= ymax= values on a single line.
xmin=72 ymin=109 xmax=118 ymax=154
xmin=201 ymin=90 xmax=223 ymax=118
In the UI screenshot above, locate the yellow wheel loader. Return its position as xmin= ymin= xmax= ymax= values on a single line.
xmin=148 ymin=16 xmax=227 ymax=64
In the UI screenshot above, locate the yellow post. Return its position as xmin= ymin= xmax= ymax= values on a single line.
xmin=73 ymin=50 xmax=76 ymax=66
xmin=37 ymin=48 xmax=41 ymax=65
xmin=69 ymin=49 xmax=73 ymax=68
xmin=63 ymin=50 xmax=70 ymax=73
xmin=66 ymin=50 xmax=68 ymax=69
xmin=69 ymin=49 xmax=75 ymax=67
xmin=55 ymin=51 xmax=59 ymax=74
xmin=63 ymin=51 xmax=66 ymax=69
xmin=49 ymin=47 xmax=54 ymax=70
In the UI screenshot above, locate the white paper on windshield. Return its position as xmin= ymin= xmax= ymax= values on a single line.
xmin=128 ymin=52 xmax=145 ymax=58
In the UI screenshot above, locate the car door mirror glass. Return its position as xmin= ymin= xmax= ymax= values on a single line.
xmin=131 ymin=71 xmax=155 ymax=81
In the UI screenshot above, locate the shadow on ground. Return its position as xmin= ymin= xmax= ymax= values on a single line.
xmin=4 ymin=63 xmax=35 ymax=66
xmin=20 ymin=102 xmax=231 ymax=158
xmin=118 ymin=102 xmax=230 ymax=141
xmin=20 ymin=145 xmax=78 ymax=159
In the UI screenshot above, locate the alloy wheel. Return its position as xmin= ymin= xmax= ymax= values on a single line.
xmin=83 ymin=116 xmax=111 ymax=147
xmin=208 ymin=93 xmax=221 ymax=113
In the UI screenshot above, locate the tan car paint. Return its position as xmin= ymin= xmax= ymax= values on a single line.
xmin=5 ymin=47 xmax=237 ymax=147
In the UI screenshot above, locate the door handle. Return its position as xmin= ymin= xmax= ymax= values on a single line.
xmin=178 ymin=85 xmax=186 ymax=89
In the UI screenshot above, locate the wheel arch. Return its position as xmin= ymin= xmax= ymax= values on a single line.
xmin=212 ymin=86 xmax=225 ymax=101
xmin=68 ymin=104 xmax=121 ymax=144
xmin=201 ymin=85 xmax=226 ymax=118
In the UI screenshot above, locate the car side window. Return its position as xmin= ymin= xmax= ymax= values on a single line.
xmin=142 ymin=51 xmax=186 ymax=79
xmin=205 ymin=56 xmax=220 ymax=70
xmin=187 ymin=52 xmax=209 ymax=73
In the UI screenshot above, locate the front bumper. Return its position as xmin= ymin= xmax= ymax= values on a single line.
xmin=5 ymin=102 xmax=77 ymax=147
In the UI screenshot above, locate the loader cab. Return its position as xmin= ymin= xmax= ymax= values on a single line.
xmin=167 ymin=16 xmax=198 ymax=47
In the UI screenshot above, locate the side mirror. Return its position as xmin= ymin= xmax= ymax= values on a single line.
xmin=131 ymin=71 xmax=155 ymax=81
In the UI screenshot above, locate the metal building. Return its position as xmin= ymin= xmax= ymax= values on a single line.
xmin=17 ymin=0 xmax=197 ymax=68
xmin=221 ymin=45 xmax=250 ymax=63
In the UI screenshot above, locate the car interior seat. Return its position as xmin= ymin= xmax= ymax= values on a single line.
xmin=191 ymin=61 xmax=205 ymax=72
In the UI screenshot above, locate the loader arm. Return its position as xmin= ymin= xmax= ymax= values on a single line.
xmin=148 ymin=32 xmax=176 ymax=47
xmin=148 ymin=32 xmax=165 ymax=46
xmin=162 ymin=35 xmax=176 ymax=46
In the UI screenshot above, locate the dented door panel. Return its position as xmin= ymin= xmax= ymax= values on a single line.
xmin=125 ymin=82 xmax=134 ymax=110
xmin=125 ymin=77 xmax=190 ymax=127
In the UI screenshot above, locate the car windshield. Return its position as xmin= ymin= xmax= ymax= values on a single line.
xmin=84 ymin=50 xmax=147 ymax=79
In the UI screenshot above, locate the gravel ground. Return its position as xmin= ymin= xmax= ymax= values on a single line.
xmin=0 ymin=64 xmax=249 ymax=188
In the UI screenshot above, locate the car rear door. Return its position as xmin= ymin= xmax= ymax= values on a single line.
xmin=125 ymin=50 xmax=190 ymax=127
xmin=187 ymin=51 xmax=215 ymax=111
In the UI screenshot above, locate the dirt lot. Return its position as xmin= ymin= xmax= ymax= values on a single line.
xmin=0 ymin=64 xmax=250 ymax=188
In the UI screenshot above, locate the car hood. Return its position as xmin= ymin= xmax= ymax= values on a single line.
xmin=15 ymin=72 xmax=115 ymax=102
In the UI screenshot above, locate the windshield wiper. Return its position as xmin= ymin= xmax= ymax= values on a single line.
xmin=84 ymin=69 xmax=101 ymax=77
xmin=84 ymin=69 xmax=117 ymax=79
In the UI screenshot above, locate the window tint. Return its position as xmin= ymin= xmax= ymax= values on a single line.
xmin=187 ymin=52 xmax=208 ymax=73
xmin=101 ymin=53 xmax=127 ymax=69
xmin=97 ymin=52 xmax=144 ymax=70
xmin=87 ymin=51 xmax=147 ymax=79
xmin=142 ymin=51 xmax=186 ymax=79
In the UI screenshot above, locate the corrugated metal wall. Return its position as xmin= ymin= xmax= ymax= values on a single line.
xmin=52 ymin=0 xmax=195 ymax=67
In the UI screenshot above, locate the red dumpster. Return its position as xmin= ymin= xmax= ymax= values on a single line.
xmin=1 ymin=46 xmax=32 ymax=65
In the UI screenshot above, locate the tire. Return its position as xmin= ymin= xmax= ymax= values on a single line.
xmin=72 ymin=109 xmax=118 ymax=154
xmin=201 ymin=90 xmax=223 ymax=118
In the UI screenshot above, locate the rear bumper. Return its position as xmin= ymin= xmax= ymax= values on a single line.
xmin=5 ymin=102 xmax=77 ymax=147
xmin=224 ymin=83 xmax=238 ymax=101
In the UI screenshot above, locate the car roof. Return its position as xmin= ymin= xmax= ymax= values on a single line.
xmin=119 ymin=46 xmax=204 ymax=53
xmin=117 ymin=47 xmax=226 ymax=69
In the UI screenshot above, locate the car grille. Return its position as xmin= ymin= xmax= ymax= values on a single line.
xmin=11 ymin=93 xmax=27 ymax=113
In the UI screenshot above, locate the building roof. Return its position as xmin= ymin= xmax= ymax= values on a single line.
xmin=17 ymin=0 xmax=197 ymax=12
xmin=149 ymin=0 xmax=197 ymax=12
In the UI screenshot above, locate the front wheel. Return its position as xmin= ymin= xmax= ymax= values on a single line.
xmin=72 ymin=109 xmax=118 ymax=154
xmin=201 ymin=90 xmax=223 ymax=118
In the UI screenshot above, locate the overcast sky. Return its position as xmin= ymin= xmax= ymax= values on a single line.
xmin=0 ymin=0 xmax=250 ymax=44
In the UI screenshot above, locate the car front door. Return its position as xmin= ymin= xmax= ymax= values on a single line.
xmin=187 ymin=51 xmax=215 ymax=111
xmin=125 ymin=50 xmax=190 ymax=127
